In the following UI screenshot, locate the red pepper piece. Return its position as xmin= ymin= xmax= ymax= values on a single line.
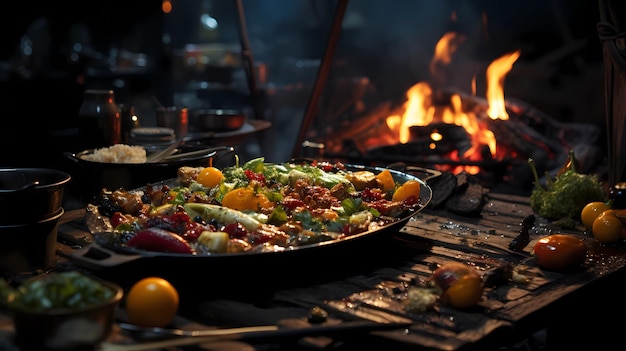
xmin=126 ymin=228 xmax=195 ymax=254
xmin=244 ymin=169 xmax=266 ymax=185
xmin=182 ymin=221 xmax=213 ymax=242
xmin=222 ymin=222 xmax=248 ymax=239
xmin=111 ymin=212 xmax=133 ymax=228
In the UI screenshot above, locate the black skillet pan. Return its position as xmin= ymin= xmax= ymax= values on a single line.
xmin=69 ymin=164 xmax=433 ymax=295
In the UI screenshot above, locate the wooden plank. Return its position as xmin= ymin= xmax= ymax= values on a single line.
xmin=319 ymin=189 xmax=626 ymax=350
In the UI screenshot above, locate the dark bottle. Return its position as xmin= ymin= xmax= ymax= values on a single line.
xmin=609 ymin=182 xmax=626 ymax=209
xmin=77 ymin=89 xmax=121 ymax=150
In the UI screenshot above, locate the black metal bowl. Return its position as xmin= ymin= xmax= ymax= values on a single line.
xmin=0 ymin=168 xmax=71 ymax=225
xmin=0 ymin=208 xmax=64 ymax=273
xmin=3 ymin=272 xmax=124 ymax=350
xmin=189 ymin=109 xmax=246 ymax=133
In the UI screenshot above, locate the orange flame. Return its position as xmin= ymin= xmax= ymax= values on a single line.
xmin=429 ymin=32 xmax=465 ymax=85
xmin=486 ymin=50 xmax=521 ymax=120
xmin=385 ymin=33 xmax=520 ymax=174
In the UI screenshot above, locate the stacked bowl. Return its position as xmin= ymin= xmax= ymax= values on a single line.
xmin=0 ymin=168 xmax=71 ymax=273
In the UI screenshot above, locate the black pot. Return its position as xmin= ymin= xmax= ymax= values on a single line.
xmin=0 ymin=208 xmax=64 ymax=273
xmin=64 ymin=145 xmax=235 ymax=204
xmin=0 ymin=168 xmax=71 ymax=225
xmin=189 ymin=109 xmax=246 ymax=133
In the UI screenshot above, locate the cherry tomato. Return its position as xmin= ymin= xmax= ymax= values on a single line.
xmin=533 ymin=234 xmax=587 ymax=271
xmin=197 ymin=167 xmax=224 ymax=188
xmin=581 ymin=201 xmax=611 ymax=229
xmin=592 ymin=209 xmax=623 ymax=243
xmin=221 ymin=188 xmax=273 ymax=211
xmin=125 ymin=277 xmax=179 ymax=327
xmin=431 ymin=262 xmax=484 ymax=309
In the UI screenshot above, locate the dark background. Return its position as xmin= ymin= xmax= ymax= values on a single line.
xmin=0 ymin=0 xmax=608 ymax=168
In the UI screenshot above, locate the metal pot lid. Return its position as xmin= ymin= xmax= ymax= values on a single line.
xmin=130 ymin=127 xmax=176 ymax=144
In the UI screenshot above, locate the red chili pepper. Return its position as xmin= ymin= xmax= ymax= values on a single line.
xmin=126 ymin=228 xmax=195 ymax=254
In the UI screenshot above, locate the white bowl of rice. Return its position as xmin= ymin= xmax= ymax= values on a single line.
xmin=79 ymin=144 xmax=148 ymax=164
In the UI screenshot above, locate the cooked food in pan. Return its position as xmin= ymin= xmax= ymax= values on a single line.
xmin=88 ymin=158 xmax=429 ymax=255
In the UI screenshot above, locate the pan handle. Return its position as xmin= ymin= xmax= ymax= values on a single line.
xmin=386 ymin=163 xmax=442 ymax=183
xmin=63 ymin=151 xmax=80 ymax=163
xmin=162 ymin=145 xmax=235 ymax=162
xmin=69 ymin=244 xmax=143 ymax=270
xmin=403 ymin=166 xmax=442 ymax=183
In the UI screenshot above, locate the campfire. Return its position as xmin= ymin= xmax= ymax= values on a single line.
xmin=313 ymin=31 xmax=601 ymax=190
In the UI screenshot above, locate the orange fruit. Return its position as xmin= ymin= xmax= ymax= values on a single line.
xmin=197 ymin=167 xmax=224 ymax=188
xmin=581 ymin=201 xmax=611 ymax=229
xmin=614 ymin=209 xmax=626 ymax=238
xmin=125 ymin=277 xmax=179 ymax=327
xmin=431 ymin=262 xmax=484 ymax=309
xmin=592 ymin=210 xmax=623 ymax=244
xmin=614 ymin=208 xmax=626 ymax=226
xmin=441 ymin=273 xmax=484 ymax=309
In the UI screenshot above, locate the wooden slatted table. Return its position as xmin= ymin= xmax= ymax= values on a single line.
xmin=5 ymin=190 xmax=626 ymax=351
xmin=187 ymin=191 xmax=626 ymax=351
xmin=314 ymin=192 xmax=626 ymax=350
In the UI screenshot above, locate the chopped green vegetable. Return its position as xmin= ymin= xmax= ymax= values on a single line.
xmin=1 ymin=271 xmax=116 ymax=312
xmin=294 ymin=210 xmax=324 ymax=233
xmin=528 ymin=150 xmax=606 ymax=226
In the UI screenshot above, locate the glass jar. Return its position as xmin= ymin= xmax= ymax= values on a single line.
xmin=77 ymin=89 xmax=121 ymax=150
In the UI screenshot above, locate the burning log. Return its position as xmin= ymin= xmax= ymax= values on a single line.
xmin=320 ymin=90 xmax=601 ymax=185
xmin=488 ymin=96 xmax=601 ymax=173
xmin=320 ymin=101 xmax=397 ymax=155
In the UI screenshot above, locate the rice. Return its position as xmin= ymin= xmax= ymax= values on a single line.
xmin=81 ymin=144 xmax=147 ymax=163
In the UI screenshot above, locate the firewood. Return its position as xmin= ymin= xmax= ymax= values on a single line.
xmin=445 ymin=174 xmax=486 ymax=216
xmin=427 ymin=172 xmax=457 ymax=209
